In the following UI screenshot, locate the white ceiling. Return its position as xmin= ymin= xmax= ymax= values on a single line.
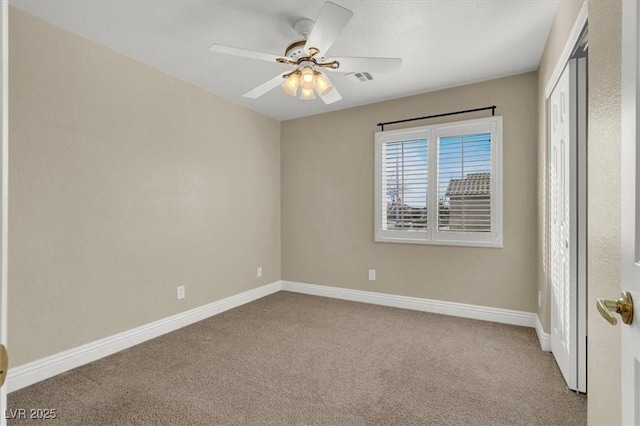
xmin=10 ymin=0 xmax=558 ymax=121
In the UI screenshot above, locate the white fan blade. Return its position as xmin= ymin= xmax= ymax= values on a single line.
xmin=316 ymin=74 xmax=342 ymax=105
xmin=325 ymin=57 xmax=402 ymax=73
xmin=209 ymin=44 xmax=282 ymax=63
xmin=243 ymin=72 xmax=287 ymax=99
xmin=304 ymin=2 xmax=353 ymax=56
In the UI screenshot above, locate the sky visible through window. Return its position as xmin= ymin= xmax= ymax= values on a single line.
xmin=384 ymin=133 xmax=491 ymax=208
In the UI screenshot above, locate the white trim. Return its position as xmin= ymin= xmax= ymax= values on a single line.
xmin=1 ymin=0 xmax=8 ymax=422
xmin=282 ymin=281 xmax=536 ymax=328
xmin=6 ymin=281 xmax=282 ymax=393
xmin=575 ymin=56 xmax=588 ymax=394
xmin=620 ymin=0 xmax=639 ymax=422
xmin=535 ymin=314 xmax=551 ymax=352
xmin=544 ymin=1 xmax=588 ymax=99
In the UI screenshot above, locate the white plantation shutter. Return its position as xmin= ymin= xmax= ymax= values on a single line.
xmin=437 ymin=133 xmax=492 ymax=233
xmin=433 ymin=119 xmax=502 ymax=245
xmin=382 ymin=139 xmax=428 ymax=229
xmin=376 ymin=130 xmax=429 ymax=241
xmin=375 ymin=116 xmax=502 ymax=247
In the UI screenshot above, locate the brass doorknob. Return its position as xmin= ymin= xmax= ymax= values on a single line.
xmin=596 ymin=291 xmax=634 ymax=325
xmin=0 ymin=344 xmax=7 ymax=387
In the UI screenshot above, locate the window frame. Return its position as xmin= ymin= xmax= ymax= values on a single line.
xmin=374 ymin=116 xmax=503 ymax=248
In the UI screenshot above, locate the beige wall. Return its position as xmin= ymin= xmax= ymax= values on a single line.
xmin=535 ymin=0 xmax=584 ymax=334
xmin=587 ymin=0 xmax=622 ymax=423
xmin=8 ymin=8 xmax=281 ymax=366
xmin=282 ymin=73 xmax=538 ymax=312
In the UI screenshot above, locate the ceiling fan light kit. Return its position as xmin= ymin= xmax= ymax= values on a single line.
xmin=209 ymin=1 xmax=402 ymax=105
xmin=280 ymin=65 xmax=335 ymax=100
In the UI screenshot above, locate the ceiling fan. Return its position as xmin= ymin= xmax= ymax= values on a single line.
xmin=209 ymin=1 xmax=402 ymax=104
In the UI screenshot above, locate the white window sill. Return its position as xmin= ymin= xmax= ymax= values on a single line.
xmin=374 ymin=235 xmax=503 ymax=249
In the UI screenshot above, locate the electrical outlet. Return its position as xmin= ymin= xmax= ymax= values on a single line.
xmin=257 ymin=267 xmax=262 ymax=278
xmin=368 ymin=269 xmax=376 ymax=281
xmin=177 ymin=285 xmax=185 ymax=300
xmin=538 ymin=291 xmax=542 ymax=307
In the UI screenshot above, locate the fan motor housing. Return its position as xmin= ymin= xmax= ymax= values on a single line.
xmin=284 ymin=40 xmax=309 ymax=61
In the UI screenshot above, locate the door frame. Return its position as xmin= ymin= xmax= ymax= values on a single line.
xmin=620 ymin=0 xmax=638 ymax=422
xmin=1 ymin=0 xmax=8 ymax=423
xmin=544 ymin=2 xmax=588 ymax=393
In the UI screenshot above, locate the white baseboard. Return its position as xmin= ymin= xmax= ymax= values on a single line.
xmin=8 ymin=280 xmax=548 ymax=392
xmin=282 ymin=281 xmax=537 ymax=328
xmin=7 ymin=281 xmax=282 ymax=393
xmin=535 ymin=314 xmax=551 ymax=351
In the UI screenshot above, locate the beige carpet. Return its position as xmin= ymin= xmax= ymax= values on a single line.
xmin=8 ymin=291 xmax=586 ymax=425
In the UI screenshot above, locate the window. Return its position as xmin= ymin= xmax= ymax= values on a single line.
xmin=374 ymin=116 xmax=502 ymax=247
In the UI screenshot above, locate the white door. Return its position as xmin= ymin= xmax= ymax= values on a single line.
xmin=621 ymin=0 xmax=640 ymax=423
xmin=549 ymin=62 xmax=578 ymax=390
xmin=0 ymin=0 xmax=8 ymax=423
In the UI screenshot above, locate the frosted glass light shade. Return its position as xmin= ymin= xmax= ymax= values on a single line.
xmin=300 ymin=88 xmax=316 ymax=100
xmin=281 ymin=73 xmax=300 ymax=96
xmin=299 ymin=67 xmax=316 ymax=90
xmin=315 ymin=73 xmax=333 ymax=96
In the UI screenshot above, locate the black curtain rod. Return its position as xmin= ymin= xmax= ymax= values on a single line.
xmin=377 ymin=105 xmax=496 ymax=131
